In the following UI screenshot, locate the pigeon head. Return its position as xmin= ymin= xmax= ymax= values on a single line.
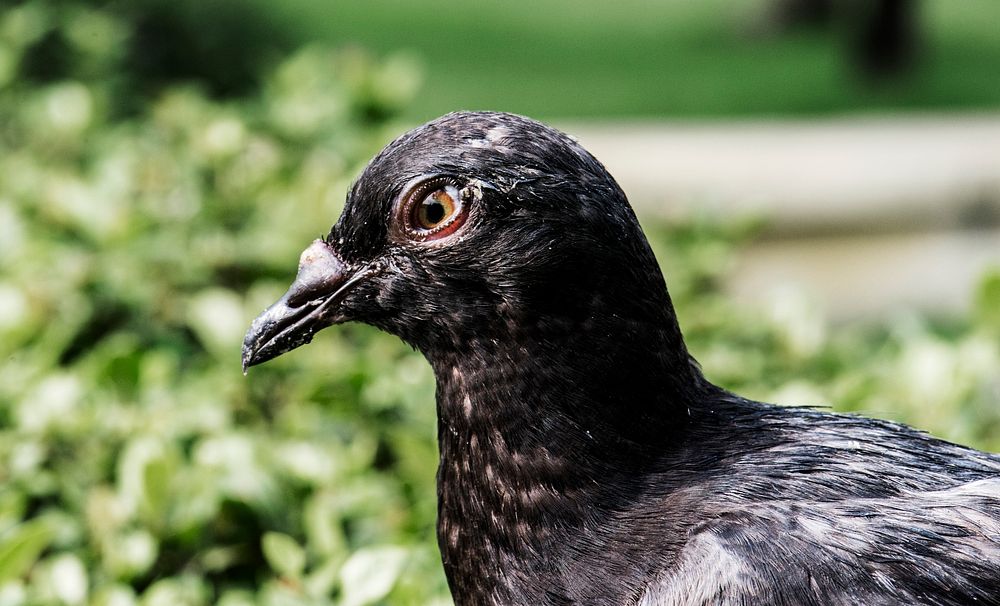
xmin=243 ymin=112 xmax=702 ymax=411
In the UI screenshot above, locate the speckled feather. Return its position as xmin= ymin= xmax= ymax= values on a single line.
xmin=289 ymin=112 xmax=1000 ymax=604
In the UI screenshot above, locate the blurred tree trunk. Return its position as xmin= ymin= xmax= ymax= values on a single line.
xmin=768 ymin=0 xmax=920 ymax=79
xmin=851 ymin=0 xmax=919 ymax=78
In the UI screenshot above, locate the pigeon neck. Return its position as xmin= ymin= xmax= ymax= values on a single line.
xmin=429 ymin=274 xmax=705 ymax=449
xmin=428 ymin=289 xmax=707 ymax=603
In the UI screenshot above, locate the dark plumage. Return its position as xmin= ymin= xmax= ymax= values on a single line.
xmin=243 ymin=111 xmax=1000 ymax=605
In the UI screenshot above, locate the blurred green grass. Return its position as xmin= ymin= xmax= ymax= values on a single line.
xmin=1 ymin=1 xmax=999 ymax=605
xmin=254 ymin=0 xmax=1000 ymax=119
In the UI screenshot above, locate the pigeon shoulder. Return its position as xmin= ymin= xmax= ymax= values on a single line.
xmin=639 ymin=477 xmax=1000 ymax=605
xmin=690 ymin=398 xmax=1000 ymax=497
xmin=636 ymin=401 xmax=1000 ymax=605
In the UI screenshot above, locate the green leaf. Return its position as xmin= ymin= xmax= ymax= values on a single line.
xmin=261 ymin=532 xmax=306 ymax=580
xmin=0 ymin=518 xmax=54 ymax=583
xmin=973 ymin=268 xmax=1000 ymax=330
xmin=339 ymin=546 xmax=408 ymax=606
xmin=303 ymin=557 xmax=341 ymax=599
xmin=0 ymin=490 xmax=27 ymax=536
xmin=141 ymin=454 xmax=174 ymax=525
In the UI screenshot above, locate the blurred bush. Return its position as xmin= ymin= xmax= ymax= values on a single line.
xmin=1 ymin=2 xmax=442 ymax=604
xmin=651 ymin=220 xmax=1000 ymax=452
xmin=0 ymin=1 xmax=998 ymax=605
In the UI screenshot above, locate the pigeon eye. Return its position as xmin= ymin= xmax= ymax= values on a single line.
xmin=416 ymin=188 xmax=457 ymax=228
xmin=402 ymin=182 xmax=468 ymax=241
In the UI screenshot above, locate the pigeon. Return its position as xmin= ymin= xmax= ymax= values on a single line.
xmin=243 ymin=111 xmax=1000 ymax=605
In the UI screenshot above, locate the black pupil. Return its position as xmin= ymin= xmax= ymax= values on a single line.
xmin=423 ymin=198 xmax=446 ymax=225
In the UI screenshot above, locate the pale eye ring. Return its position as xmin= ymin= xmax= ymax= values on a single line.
xmin=401 ymin=181 xmax=469 ymax=241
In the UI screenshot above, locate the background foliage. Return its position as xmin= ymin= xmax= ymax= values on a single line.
xmin=0 ymin=1 xmax=998 ymax=605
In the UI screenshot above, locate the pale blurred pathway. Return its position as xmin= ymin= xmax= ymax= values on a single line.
xmin=565 ymin=114 xmax=1000 ymax=319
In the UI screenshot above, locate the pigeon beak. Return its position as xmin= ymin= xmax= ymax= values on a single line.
xmin=242 ymin=239 xmax=367 ymax=373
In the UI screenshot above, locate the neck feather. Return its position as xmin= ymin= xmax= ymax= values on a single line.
xmin=426 ymin=282 xmax=708 ymax=603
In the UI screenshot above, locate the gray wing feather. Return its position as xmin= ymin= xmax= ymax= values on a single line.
xmin=640 ymin=478 xmax=1000 ymax=606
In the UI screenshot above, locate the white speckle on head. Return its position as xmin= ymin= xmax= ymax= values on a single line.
xmin=486 ymin=126 xmax=510 ymax=142
xmin=463 ymin=180 xmax=485 ymax=202
xmin=462 ymin=395 xmax=472 ymax=417
xmin=467 ymin=126 xmax=512 ymax=151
